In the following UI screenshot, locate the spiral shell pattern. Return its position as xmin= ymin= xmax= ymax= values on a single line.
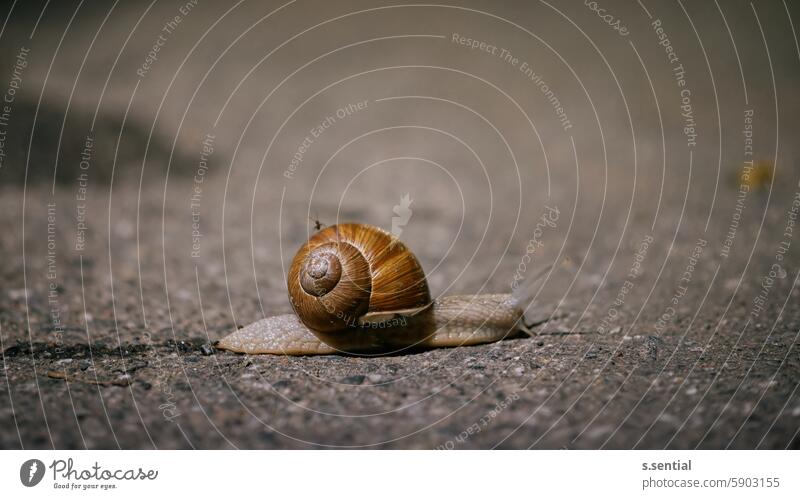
xmin=287 ymin=223 xmax=431 ymax=335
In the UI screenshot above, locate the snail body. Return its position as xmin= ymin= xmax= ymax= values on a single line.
xmin=217 ymin=223 xmax=542 ymax=356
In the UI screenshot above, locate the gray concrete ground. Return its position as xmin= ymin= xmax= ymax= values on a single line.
xmin=0 ymin=0 xmax=799 ymax=448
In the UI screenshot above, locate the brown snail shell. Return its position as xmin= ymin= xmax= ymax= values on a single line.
xmin=287 ymin=223 xmax=431 ymax=337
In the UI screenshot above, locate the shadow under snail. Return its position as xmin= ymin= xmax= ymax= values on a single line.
xmin=216 ymin=223 xmax=556 ymax=356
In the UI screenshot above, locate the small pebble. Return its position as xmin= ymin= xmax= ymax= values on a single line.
xmin=658 ymin=413 xmax=679 ymax=425
xmin=341 ymin=375 xmax=366 ymax=385
xmin=271 ymin=379 xmax=291 ymax=390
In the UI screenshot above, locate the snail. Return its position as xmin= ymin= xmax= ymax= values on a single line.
xmin=216 ymin=223 xmax=557 ymax=356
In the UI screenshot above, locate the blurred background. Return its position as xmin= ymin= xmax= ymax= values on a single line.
xmin=0 ymin=0 xmax=798 ymax=449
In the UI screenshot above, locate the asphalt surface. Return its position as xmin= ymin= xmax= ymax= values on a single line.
xmin=1 ymin=0 xmax=799 ymax=449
